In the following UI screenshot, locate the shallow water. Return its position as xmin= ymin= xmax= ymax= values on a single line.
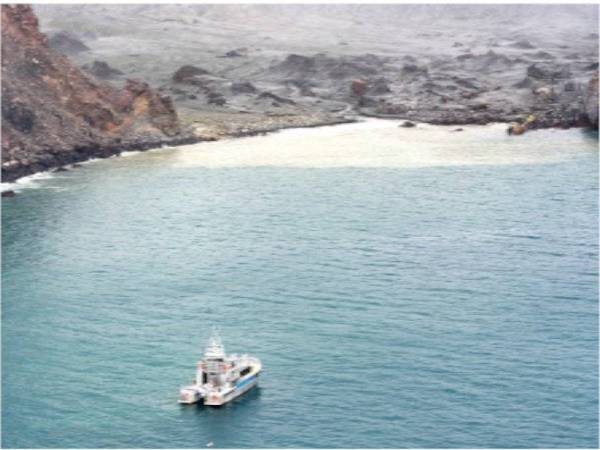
xmin=2 ymin=120 xmax=598 ymax=448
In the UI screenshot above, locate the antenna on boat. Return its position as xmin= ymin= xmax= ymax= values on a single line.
xmin=205 ymin=326 xmax=225 ymax=359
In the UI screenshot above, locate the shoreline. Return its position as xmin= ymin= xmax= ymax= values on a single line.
xmin=1 ymin=115 xmax=358 ymax=184
xmin=1 ymin=113 xmax=596 ymax=190
xmin=1 ymin=115 xmax=357 ymax=187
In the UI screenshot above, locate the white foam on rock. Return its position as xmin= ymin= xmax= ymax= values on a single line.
xmin=1 ymin=170 xmax=56 ymax=193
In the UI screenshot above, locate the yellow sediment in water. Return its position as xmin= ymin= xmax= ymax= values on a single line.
xmin=161 ymin=119 xmax=587 ymax=169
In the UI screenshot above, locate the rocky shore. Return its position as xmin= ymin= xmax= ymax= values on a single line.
xmin=1 ymin=6 xmax=355 ymax=183
xmin=2 ymin=5 xmax=598 ymax=184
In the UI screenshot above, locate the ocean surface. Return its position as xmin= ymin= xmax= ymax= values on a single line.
xmin=2 ymin=120 xmax=598 ymax=448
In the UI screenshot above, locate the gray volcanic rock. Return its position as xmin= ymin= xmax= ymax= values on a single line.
xmin=230 ymin=81 xmax=257 ymax=94
xmin=257 ymin=91 xmax=296 ymax=105
xmin=527 ymin=63 xmax=571 ymax=81
xmin=584 ymin=72 xmax=599 ymax=128
xmin=271 ymin=53 xmax=384 ymax=81
xmin=83 ymin=60 xmax=123 ymax=79
xmin=220 ymin=48 xmax=247 ymax=58
xmin=48 ymin=31 xmax=89 ymax=54
xmin=30 ymin=4 xmax=599 ymax=130
xmin=511 ymin=39 xmax=536 ymax=49
xmin=172 ymin=65 xmax=211 ymax=83
xmin=368 ymin=77 xmax=391 ymax=95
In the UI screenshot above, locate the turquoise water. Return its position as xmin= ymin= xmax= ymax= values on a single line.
xmin=2 ymin=121 xmax=598 ymax=448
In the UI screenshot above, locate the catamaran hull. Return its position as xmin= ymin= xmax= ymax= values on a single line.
xmin=204 ymin=374 xmax=260 ymax=406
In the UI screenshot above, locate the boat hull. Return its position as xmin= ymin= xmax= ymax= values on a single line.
xmin=204 ymin=373 xmax=260 ymax=406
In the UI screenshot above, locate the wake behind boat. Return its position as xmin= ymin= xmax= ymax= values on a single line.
xmin=179 ymin=330 xmax=262 ymax=406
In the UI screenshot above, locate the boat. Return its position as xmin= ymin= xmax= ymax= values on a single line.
xmin=178 ymin=329 xmax=262 ymax=406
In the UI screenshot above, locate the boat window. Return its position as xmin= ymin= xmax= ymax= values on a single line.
xmin=240 ymin=367 xmax=251 ymax=377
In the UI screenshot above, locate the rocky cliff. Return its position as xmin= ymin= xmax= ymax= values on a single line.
xmin=1 ymin=5 xmax=186 ymax=182
xmin=584 ymin=72 xmax=599 ymax=128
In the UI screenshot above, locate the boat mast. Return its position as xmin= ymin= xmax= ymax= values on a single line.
xmin=203 ymin=327 xmax=227 ymax=387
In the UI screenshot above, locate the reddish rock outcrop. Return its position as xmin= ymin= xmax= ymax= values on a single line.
xmin=584 ymin=71 xmax=598 ymax=128
xmin=1 ymin=5 xmax=184 ymax=182
xmin=351 ymin=79 xmax=367 ymax=97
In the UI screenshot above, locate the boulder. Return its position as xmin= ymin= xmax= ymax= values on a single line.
xmin=207 ymin=91 xmax=226 ymax=106
xmin=231 ymin=81 xmax=257 ymax=94
xmin=527 ymin=64 xmax=571 ymax=81
xmin=220 ymin=49 xmax=246 ymax=58
xmin=511 ymin=39 xmax=535 ymax=49
xmin=402 ymin=64 xmax=428 ymax=75
xmin=351 ymin=79 xmax=367 ymax=97
xmin=172 ymin=65 xmax=211 ymax=83
xmin=583 ymin=71 xmax=599 ymax=128
xmin=368 ymin=77 xmax=391 ymax=95
xmin=399 ymin=121 xmax=416 ymax=128
xmin=257 ymin=91 xmax=295 ymax=105
xmin=507 ymin=123 xmax=527 ymax=135
xmin=48 ymin=31 xmax=89 ymax=55
xmin=82 ymin=60 xmax=123 ymax=80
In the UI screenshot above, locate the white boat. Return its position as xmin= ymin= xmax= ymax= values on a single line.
xmin=179 ymin=330 xmax=262 ymax=406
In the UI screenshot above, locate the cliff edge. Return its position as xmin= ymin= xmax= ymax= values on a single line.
xmin=1 ymin=5 xmax=185 ymax=182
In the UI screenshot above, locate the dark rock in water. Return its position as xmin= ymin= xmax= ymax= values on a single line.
xmin=507 ymin=123 xmax=528 ymax=135
xmin=399 ymin=121 xmax=416 ymax=128
xmin=2 ymin=190 xmax=16 ymax=198
xmin=172 ymin=65 xmax=211 ymax=83
xmin=82 ymin=60 xmax=123 ymax=80
xmin=231 ymin=81 xmax=257 ymax=94
xmin=511 ymin=39 xmax=535 ymax=49
xmin=48 ymin=31 xmax=89 ymax=55
xmin=53 ymin=166 xmax=69 ymax=172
